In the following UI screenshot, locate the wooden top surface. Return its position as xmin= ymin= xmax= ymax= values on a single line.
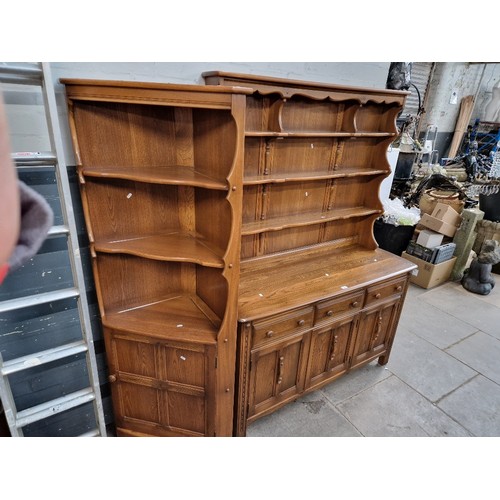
xmin=203 ymin=71 xmax=411 ymax=100
xmin=238 ymin=245 xmax=416 ymax=322
xmin=61 ymin=78 xmax=253 ymax=95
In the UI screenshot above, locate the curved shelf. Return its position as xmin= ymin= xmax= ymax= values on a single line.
xmin=81 ymin=165 xmax=228 ymax=191
xmin=103 ymin=293 xmax=220 ymax=344
xmin=94 ymin=232 xmax=225 ymax=268
xmin=245 ymin=131 xmax=396 ymax=138
xmin=243 ymin=168 xmax=388 ymax=185
xmin=242 ymin=207 xmax=382 ymax=235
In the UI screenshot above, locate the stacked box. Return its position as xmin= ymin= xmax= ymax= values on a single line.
xmin=433 ymin=242 xmax=457 ymax=264
xmin=432 ymin=204 xmax=462 ymax=226
xmin=402 ymin=252 xmax=457 ymax=289
xmin=406 ymin=240 xmax=435 ymax=262
xmin=405 ymin=241 xmax=457 ymax=265
xmin=416 ymin=229 xmax=444 ymax=248
xmin=419 ymin=203 xmax=462 ymax=238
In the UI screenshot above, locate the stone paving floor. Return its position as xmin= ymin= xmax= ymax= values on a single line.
xmin=247 ymin=279 xmax=500 ymax=437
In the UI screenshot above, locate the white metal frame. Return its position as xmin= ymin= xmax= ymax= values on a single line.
xmin=0 ymin=62 xmax=107 ymax=436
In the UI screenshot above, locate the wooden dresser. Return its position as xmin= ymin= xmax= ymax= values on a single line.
xmin=62 ymin=74 xmax=416 ymax=437
xmin=203 ymin=72 xmax=416 ymax=436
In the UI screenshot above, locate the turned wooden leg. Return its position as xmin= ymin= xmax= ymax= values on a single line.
xmin=378 ymin=354 xmax=389 ymax=366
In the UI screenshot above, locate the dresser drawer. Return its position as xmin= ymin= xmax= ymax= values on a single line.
xmin=252 ymin=306 xmax=314 ymax=347
xmin=314 ymin=290 xmax=364 ymax=325
xmin=365 ymin=277 xmax=406 ymax=306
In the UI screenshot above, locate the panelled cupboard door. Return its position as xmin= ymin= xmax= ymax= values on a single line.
xmin=305 ymin=314 xmax=358 ymax=391
xmin=106 ymin=331 xmax=216 ymax=437
xmin=247 ymin=331 xmax=310 ymax=421
xmin=350 ymin=298 xmax=401 ymax=369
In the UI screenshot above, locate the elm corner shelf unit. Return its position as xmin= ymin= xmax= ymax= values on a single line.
xmin=202 ymin=71 xmax=416 ymax=436
xmin=62 ymin=78 xmax=251 ymax=437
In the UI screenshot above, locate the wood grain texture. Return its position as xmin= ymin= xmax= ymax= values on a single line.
xmin=103 ymin=293 xmax=220 ymax=343
xmin=202 ymin=71 xmax=409 ymax=103
xmin=82 ymin=165 xmax=228 ymax=190
xmin=64 ymin=79 xmax=247 ymax=436
xmin=204 ymin=72 xmax=417 ymax=436
xmin=238 ymin=245 xmax=415 ymax=322
xmin=64 ymin=75 xmax=416 ymax=437
xmin=94 ymin=232 xmax=225 ymax=268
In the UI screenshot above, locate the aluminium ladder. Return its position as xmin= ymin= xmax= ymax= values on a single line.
xmin=0 ymin=62 xmax=106 ymax=436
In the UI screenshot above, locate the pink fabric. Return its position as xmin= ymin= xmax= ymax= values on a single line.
xmin=0 ymin=263 xmax=8 ymax=284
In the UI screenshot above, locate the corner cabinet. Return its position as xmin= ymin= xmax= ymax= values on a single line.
xmin=62 ymin=79 xmax=250 ymax=436
xmin=202 ymin=72 xmax=417 ymax=436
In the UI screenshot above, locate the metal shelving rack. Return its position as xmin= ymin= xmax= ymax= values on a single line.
xmin=0 ymin=62 xmax=106 ymax=436
xmin=466 ymin=118 xmax=500 ymax=159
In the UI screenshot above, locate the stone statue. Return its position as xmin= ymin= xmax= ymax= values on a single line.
xmin=461 ymin=239 xmax=500 ymax=295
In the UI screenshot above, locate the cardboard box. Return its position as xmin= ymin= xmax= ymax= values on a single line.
xmin=402 ymin=251 xmax=457 ymax=289
xmin=420 ymin=213 xmax=458 ymax=237
xmin=416 ymin=229 xmax=444 ymax=248
xmin=431 ymin=203 xmax=461 ymax=227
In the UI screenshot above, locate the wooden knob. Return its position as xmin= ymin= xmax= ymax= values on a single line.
xmin=266 ymin=330 xmax=274 ymax=338
xmin=351 ymin=301 xmax=359 ymax=308
xmin=396 ymin=286 xmax=402 ymax=292
xmin=375 ymin=293 xmax=381 ymax=299
xmin=108 ymin=375 xmax=117 ymax=383
xmin=326 ymin=310 xmax=334 ymax=316
xmin=297 ymin=319 xmax=305 ymax=326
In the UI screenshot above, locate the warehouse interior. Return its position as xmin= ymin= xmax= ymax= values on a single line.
xmin=0 ymin=7 xmax=499 ymax=496
xmin=2 ymin=60 xmax=500 ymax=436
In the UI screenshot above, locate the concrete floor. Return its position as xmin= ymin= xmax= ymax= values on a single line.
xmin=247 ymin=279 xmax=500 ymax=437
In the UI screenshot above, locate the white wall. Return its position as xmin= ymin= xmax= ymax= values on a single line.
xmin=50 ymin=62 xmax=391 ymax=88
xmin=2 ymin=62 xmax=391 ymax=165
xmin=420 ymin=62 xmax=500 ymax=157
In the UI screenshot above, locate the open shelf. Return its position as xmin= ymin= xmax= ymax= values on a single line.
xmin=83 ymin=178 xmax=232 ymax=256
xmin=243 ymin=168 xmax=388 ymax=185
xmin=94 ymin=254 xmax=229 ymax=328
xmin=244 ymin=135 xmax=393 ymax=182
xmin=245 ymin=131 xmax=396 ymax=138
xmin=103 ymin=293 xmax=220 ymax=344
xmin=82 ymin=165 xmax=228 ymax=191
xmin=94 ymin=231 xmax=225 ymax=268
xmin=355 ymin=102 xmax=401 ymax=134
xmin=241 ymin=207 xmax=381 ymax=235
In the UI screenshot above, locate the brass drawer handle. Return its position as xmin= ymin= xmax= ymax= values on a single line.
xmin=396 ymin=285 xmax=402 ymax=292
xmin=351 ymin=301 xmax=359 ymax=308
xmin=326 ymin=310 xmax=334 ymax=317
xmin=297 ymin=319 xmax=305 ymax=326
xmin=374 ymin=293 xmax=381 ymax=299
xmin=277 ymin=356 xmax=284 ymax=385
xmin=266 ymin=330 xmax=274 ymax=338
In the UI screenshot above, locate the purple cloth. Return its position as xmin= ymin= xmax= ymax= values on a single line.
xmin=8 ymin=180 xmax=53 ymax=271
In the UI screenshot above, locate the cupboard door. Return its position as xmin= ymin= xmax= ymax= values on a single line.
xmin=107 ymin=331 xmax=216 ymax=437
xmin=247 ymin=332 xmax=310 ymax=421
xmin=305 ymin=314 xmax=358 ymax=391
xmin=350 ymin=298 xmax=401 ymax=369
